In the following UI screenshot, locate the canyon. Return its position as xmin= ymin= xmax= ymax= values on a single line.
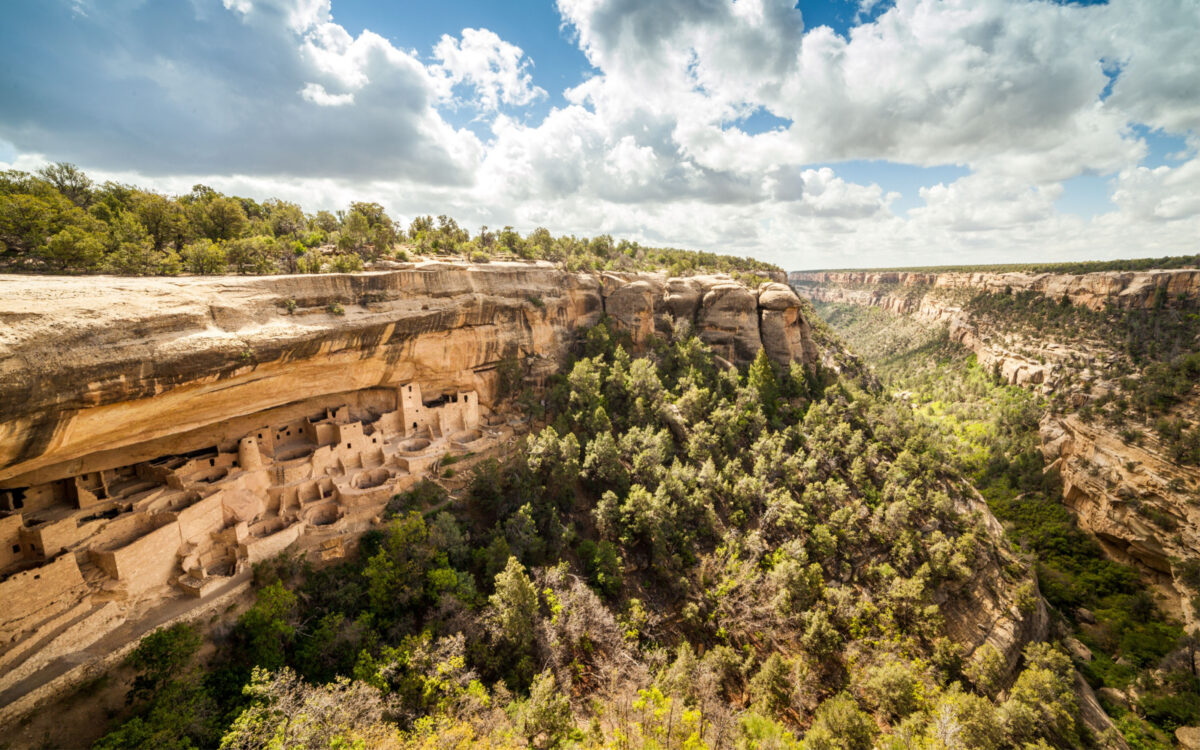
xmin=0 ymin=261 xmax=827 ymax=726
xmin=791 ymin=267 xmax=1200 ymax=627
xmin=791 ymin=268 xmax=1200 ymax=312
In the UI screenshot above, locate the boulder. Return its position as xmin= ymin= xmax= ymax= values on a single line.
xmin=1065 ymin=637 xmax=1093 ymax=662
xmin=1177 ymin=726 xmax=1200 ymax=750
xmin=1097 ymin=687 xmax=1129 ymax=711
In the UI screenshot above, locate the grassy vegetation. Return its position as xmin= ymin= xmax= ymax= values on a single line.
xmin=816 ymin=301 xmax=1199 ymax=748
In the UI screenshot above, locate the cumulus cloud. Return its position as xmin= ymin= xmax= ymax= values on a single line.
xmin=432 ymin=28 xmax=547 ymax=110
xmin=0 ymin=0 xmax=484 ymax=182
xmin=299 ymin=82 xmax=354 ymax=106
xmin=1111 ymin=157 xmax=1200 ymax=222
xmin=1 ymin=0 xmax=1197 ymax=268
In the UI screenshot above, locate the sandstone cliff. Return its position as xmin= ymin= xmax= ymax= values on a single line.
xmin=796 ymin=284 xmax=1066 ymax=390
xmin=791 ymin=268 xmax=1200 ymax=311
xmin=795 ymin=270 xmax=1200 ymax=628
xmin=0 ymin=262 xmax=824 ymax=726
xmin=0 ymin=263 xmax=817 ymax=489
xmin=1042 ymin=414 xmax=1200 ymax=615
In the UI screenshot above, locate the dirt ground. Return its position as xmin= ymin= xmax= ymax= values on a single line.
xmin=1 ymin=591 xmax=252 ymax=750
xmin=5 ymin=666 xmax=133 ymax=750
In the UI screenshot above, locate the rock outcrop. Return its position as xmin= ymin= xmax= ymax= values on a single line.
xmin=791 ymin=268 xmax=1200 ymax=311
xmin=1041 ymin=414 xmax=1200 ymax=611
xmin=0 ymin=263 xmax=816 ymax=489
xmin=0 ymin=262 xmax=823 ymax=725
xmin=940 ymin=489 xmax=1050 ymax=681
xmin=601 ymin=274 xmax=819 ymax=366
xmin=796 ymin=268 xmax=1200 ymax=626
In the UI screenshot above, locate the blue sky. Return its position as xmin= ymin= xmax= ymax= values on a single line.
xmin=0 ymin=0 xmax=1197 ymax=269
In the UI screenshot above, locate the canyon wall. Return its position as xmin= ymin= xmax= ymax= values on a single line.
xmin=0 ymin=261 xmax=822 ymax=725
xmin=0 ymin=263 xmax=816 ymax=490
xmin=791 ymin=268 xmax=1200 ymax=311
xmin=794 ymin=270 xmax=1200 ymax=627
xmin=0 ymin=261 xmax=1064 ymax=734
xmin=793 ymin=280 xmax=1066 ymax=390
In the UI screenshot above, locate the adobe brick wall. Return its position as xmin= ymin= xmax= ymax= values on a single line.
xmin=107 ymin=522 xmax=183 ymax=594
xmin=0 ymin=555 xmax=86 ymax=643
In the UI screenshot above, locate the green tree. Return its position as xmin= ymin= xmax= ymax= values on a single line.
xmin=198 ymin=196 xmax=249 ymax=241
xmin=749 ymin=653 xmax=794 ymax=717
xmin=263 ymin=198 xmax=306 ymax=238
xmin=577 ymin=539 xmax=623 ymax=598
xmin=363 ymin=511 xmax=433 ymax=617
xmin=859 ymin=657 xmax=923 ymax=721
xmin=516 ymin=669 xmax=574 ymax=748
xmin=37 ymin=162 xmax=93 ymax=207
xmin=236 ymin=581 xmax=297 ymax=671
xmin=489 ymin=556 xmax=538 ymax=684
xmin=133 ymin=191 xmax=187 ymax=252
xmin=40 ymin=224 xmax=105 ymax=271
xmin=1001 ymin=643 xmax=1079 ymax=747
xmin=125 ymin=623 xmax=202 ymax=703
xmin=747 ymin=347 xmax=781 ymax=420
xmin=182 ymin=239 xmax=227 ymax=274
xmin=224 ymin=236 xmax=277 ymax=274
xmin=804 ymin=692 xmax=875 ymax=750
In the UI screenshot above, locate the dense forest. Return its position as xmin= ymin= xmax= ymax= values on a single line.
xmin=957 ymin=292 xmax=1200 ymax=467
xmin=0 ymin=163 xmax=777 ymax=279
xmin=817 ymin=301 xmax=1200 ymax=749
xmin=84 ymin=317 xmax=1105 ymax=749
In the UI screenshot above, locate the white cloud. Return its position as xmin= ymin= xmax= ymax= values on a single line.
xmin=1111 ymin=157 xmax=1200 ymax=222
xmin=0 ymin=0 xmax=486 ymax=182
xmin=299 ymin=82 xmax=354 ymax=106
xmin=432 ymin=28 xmax=547 ymax=110
xmin=1 ymin=0 xmax=1198 ymax=269
xmin=911 ymin=174 xmax=1063 ymax=232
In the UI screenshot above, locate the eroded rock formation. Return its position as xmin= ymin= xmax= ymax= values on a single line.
xmin=1041 ymin=414 xmax=1200 ymax=608
xmin=791 ymin=268 xmax=1200 ymax=311
xmin=0 ymin=261 xmax=821 ymax=723
xmin=602 ymin=274 xmax=819 ymax=366
xmin=1 ymin=264 xmax=817 ymax=489
xmin=795 ymin=269 xmax=1200 ymax=627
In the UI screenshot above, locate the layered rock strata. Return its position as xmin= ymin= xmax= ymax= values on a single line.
xmin=794 ymin=282 xmax=1064 ymax=390
xmin=791 ymin=268 xmax=1200 ymax=311
xmin=1 ymin=263 xmax=815 ymax=488
xmin=0 ymin=262 xmax=822 ymax=723
xmin=795 ymin=270 xmax=1200 ymax=626
xmin=1041 ymin=414 xmax=1200 ymax=608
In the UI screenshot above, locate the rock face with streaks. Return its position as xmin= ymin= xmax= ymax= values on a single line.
xmin=794 ymin=267 xmax=1200 ymax=627
xmin=790 ymin=268 xmax=1200 ymax=311
xmin=1041 ymin=414 xmax=1200 ymax=608
xmin=600 ymin=273 xmax=820 ymax=366
xmin=0 ymin=263 xmax=819 ymax=489
xmin=0 ymin=261 xmax=826 ymax=726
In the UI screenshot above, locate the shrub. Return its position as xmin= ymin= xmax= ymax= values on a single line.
xmin=804 ymin=692 xmax=875 ymax=750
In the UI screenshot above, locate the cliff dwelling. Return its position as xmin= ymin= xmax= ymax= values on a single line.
xmin=0 ymin=382 xmax=503 ymax=672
